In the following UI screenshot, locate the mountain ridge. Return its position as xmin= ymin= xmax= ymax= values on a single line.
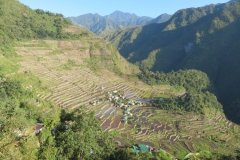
xmin=68 ymin=11 xmax=171 ymax=34
xmin=148 ymin=13 xmax=172 ymax=24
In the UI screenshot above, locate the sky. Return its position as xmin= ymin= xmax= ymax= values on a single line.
xmin=19 ymin=0 xmax=230 ymax=18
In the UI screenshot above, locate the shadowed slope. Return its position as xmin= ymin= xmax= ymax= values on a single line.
xmin=108 ymin=1 xmax=240 ymax=124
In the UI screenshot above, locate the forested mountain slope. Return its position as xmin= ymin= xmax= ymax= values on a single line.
xmin=108 ymin=1 xmax=240 ymax=123
xmin=0 ymin=0 xmax=70 ymax=44
xmin=147 ymin=13 xmax=172 ymax=24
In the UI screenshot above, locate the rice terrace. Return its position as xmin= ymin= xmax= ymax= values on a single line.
xmin=1 ymin=0 xmax=240 ymax=159
xmin=12 ymin=35 xmax=240 ymax=158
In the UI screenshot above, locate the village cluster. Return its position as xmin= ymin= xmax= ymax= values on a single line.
xmin=32 ymin=87 xmax=178 ymax=159
xmin=90 ymin=88 xmax=144 ymax=123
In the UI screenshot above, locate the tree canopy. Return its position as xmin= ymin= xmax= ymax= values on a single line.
xmin=138 ymin=70 xmax=222 ymax=115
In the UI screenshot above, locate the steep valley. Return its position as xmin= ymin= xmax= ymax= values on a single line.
xmin=106 ymin=1 xmax=240 ymax=124
xmin=0 ymin=0 xmax=240 ymax=159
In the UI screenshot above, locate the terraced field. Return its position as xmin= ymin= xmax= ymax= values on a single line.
xmin=14 ymin=40 xmax=240 ymax=157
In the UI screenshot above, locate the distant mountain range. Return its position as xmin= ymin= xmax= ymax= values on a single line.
xmin=68 ymin=11 xmax=172 ymax=34
xmin=105 ymin=1 xmax=240 ymax=123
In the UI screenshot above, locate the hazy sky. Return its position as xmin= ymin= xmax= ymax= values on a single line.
xmin=19 ymin=0 xmax=230 ymax=18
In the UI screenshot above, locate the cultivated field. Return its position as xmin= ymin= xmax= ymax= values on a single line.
xmin=13 ymin=40 xmax=240 ymax=157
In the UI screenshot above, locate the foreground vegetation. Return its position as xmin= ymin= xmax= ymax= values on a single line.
xmin=0 ymin=75 xmax=239 ymax=159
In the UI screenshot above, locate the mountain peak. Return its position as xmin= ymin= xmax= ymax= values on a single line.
xmin=109 ymin=10 xmax=138 ymax=18
xmin=111 ymin=10 xmax=124 ymax=14
xmin=149 ymin=13 xmax=172 ymax=24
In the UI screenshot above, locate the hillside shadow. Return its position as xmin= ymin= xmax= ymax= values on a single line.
xmin=117 ymin=5 xmax=240 ymax=124
xmin=153 ymin=19 xmax=240 ymax=124
xmin=118 ymin=5 xmax=223 ymax=63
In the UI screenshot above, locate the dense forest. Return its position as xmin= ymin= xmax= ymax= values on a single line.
xmin=0 ymin=0 xmax=88 ymax=40
xmin=138 ymin=70 xmax=222 ymax=115
xmin=0 ymin=0 xmax=90 ymax=58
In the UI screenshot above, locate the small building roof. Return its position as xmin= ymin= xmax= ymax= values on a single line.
xmin=34 ymin=123 xmax=43 ymax=131
xmin=138 ymin=144 xmax=149 ymax=152
xmin=116 ymin=102 xmax=124 ymax=105
xmin=34 ymin=123 xmax=44 ymax=135
xmin=132 ymin=145 xmax=140 ymax=153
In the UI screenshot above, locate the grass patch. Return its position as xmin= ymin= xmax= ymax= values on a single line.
xmin=0 ymin=57 xmax=19 ymax=75
xmin=16 ymin=40 xmax=50 ymax=48
xmin=37 ymin=57 xmax=44 ymax=61
xmin=164 ymin=86 xmax=185 ymax=93
xmin=154 ymin=93 xmax=171 ymax=99
xmin=142 ymin=90 xmax=152 ymax=98
xmin=59 ymin=95 xmax=69 ymax=100
xmin=58 ymin=59 xmax=79 ymax=70
xmin=26 ymin=47 xmax=51 ymax=50
xmin=109 ymin=130 xmax=121 ymax=137
xmin=10 ymin=72 xmax=49 ymax=93
xmin=48 ymin=49 xmax=64 ymax=55
xmin=128 ymin=74 xmax=139 ymax=81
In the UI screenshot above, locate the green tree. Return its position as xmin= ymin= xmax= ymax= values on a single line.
xmin=55 ymin=109 xmax=116 ymax=159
